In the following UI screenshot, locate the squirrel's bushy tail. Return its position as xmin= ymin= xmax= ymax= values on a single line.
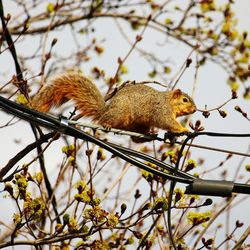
xmin=32 ymin=72 xmax=105 ymax=120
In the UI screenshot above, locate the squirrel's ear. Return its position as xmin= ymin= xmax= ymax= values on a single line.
xmin=172 ymin=89 xmax=182 ymax=99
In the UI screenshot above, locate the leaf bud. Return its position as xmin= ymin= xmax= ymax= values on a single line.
xmin=202 ymin=110 xmax=210 ymax=118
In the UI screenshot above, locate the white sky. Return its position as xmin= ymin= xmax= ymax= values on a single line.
xmin=0 ymin=1 xmax=249 ymax=248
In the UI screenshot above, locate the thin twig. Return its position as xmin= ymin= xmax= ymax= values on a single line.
xmin=108 ymin=14 xmax=152 ymax=92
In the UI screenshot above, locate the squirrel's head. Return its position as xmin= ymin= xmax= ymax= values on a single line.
xmin=171 ymin=89 xmax=197 ymax=117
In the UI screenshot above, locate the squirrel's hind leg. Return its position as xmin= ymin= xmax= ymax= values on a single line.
xmin=98 ymin=113 xmax=132 ymax=131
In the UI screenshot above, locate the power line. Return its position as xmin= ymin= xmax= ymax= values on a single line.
xmin=0 ymin=95 xmax=249 ymax=195
xmin=1 ymin=96 xmax=250 ymax=250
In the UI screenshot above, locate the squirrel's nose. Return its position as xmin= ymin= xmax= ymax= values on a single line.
xmin=191 ymin=105 xmax=197 ymax=113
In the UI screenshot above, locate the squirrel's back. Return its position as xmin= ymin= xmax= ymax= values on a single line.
xmin=99 ymin=84 xmax=172 ymax=132
xmin=32 ymin=72 xmax=105 ymax=120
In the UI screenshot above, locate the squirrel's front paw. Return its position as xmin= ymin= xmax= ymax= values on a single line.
xmin=102 ymin=123 xmax=112 ymax=131
xmin=173 ymin=127 xmax=190 ymax=135
xmin=181 ymin=128 xmax=190 ymax=133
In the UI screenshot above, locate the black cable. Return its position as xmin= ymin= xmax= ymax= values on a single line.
xmin=184 ymin=131 xmax=250 ymax=138
xmin=0 ymin=96 xmax=61 ymax=126
xmin=0 ymin=97 xmax=62 ymax=135
xmin=1 ymin=95 xmax=250 ymax=250
xmin=1 ymin=96 xmax=250 ymax=191
xmin=57 ymin=121 xmax=193 ymax=183
xmin=2 ymin=96 xmax=250 ymax=141
xmin=0 ymin=97 xmax=192 ymax=184
xmin=232 ymin=182 xmax=250 ymax=195
xmin=106 ymin=141 xmax=195 ymax=180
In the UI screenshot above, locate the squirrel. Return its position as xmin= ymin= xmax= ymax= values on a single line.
xmin=32 ymin=71 xmax=197 ymax=139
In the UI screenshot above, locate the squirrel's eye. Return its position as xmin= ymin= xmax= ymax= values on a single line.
xmin=183 ymin=97 xmax=188 ymax=103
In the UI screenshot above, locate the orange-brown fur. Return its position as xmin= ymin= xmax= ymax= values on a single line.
xmin=32 ymin=72 xmax=196 ymax=135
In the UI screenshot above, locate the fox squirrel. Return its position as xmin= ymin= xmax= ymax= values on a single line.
xmin=32 ymin=72 xmax=196 ymax=137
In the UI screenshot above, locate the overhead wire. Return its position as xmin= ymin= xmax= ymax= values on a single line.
xmin=1 ymin=95 xmax=250 ymax=250
xmin=0 ymin=96 xmax=193 ymax=184
xmin=1 ymin=95 xmax=250 ymax=193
